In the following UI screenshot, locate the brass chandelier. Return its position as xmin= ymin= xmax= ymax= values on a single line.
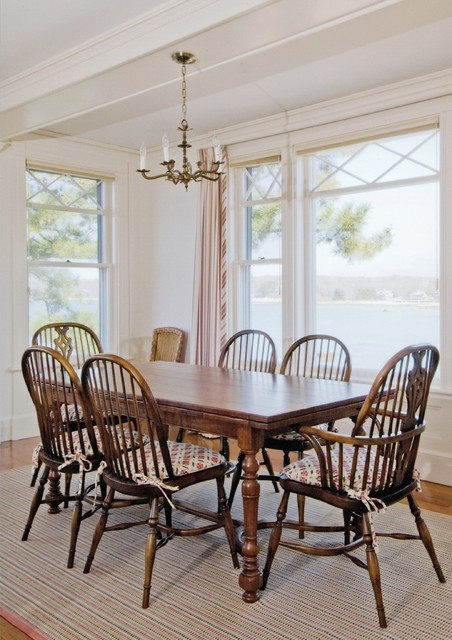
xmin=137 ymin=52 xmax=223 ymax=190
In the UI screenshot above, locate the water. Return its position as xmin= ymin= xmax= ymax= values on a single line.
xmin=251 ymin=301 xmax=439 ymax=371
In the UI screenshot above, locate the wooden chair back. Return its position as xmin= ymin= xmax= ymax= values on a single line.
xmin=280 ymin=334 xmax=351 ymax=381
xmin=82 ymin=353 xmax=174 ymax=482
xmin=149 ymin=327 xmax=185 ymax=363
xmin=301 ymin=344 xmax=439 ymax=497
xmin=218 ymin=329 xmax=277 ymax=373
xmin=32 ymin=322 xmax=103 ymax=369
xmin=21 ymin=346 xmax=101 ymax=463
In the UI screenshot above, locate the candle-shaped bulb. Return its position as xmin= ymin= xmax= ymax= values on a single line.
xmin=139 ymin=142 xmax=147 ymax=170
xmin=213 ymin=135 xmax=221 ymax=162
xmin=162 ymin=133 xmax=170 ymax=162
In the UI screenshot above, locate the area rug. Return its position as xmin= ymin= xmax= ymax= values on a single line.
xmin=1 ymin=466 xmax=451 ymax=640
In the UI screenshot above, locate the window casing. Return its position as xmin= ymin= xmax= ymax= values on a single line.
xmin=26 ymin=167 xmax=113 ymax=344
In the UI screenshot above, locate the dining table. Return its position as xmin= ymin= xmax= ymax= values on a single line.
xmin=132 ymin=360 xmax=371 ymax=604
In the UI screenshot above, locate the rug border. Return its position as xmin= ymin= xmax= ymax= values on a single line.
xmin=1 ymin=607 xmax=49 ymax=640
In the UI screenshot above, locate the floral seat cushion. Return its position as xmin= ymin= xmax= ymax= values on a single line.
xmin=281 ymin=445 xmax=380 ymax=494
xmin=126 ymin=441 xmax=226 ymax=482
xmin=32 ymin=424 xmax=149 ymax=469
xmin=267 ymin=423 xmax=330 ymax=442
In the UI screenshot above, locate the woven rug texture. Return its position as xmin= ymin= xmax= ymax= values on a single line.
xmin=0 ymin=466 xmax=451 ymax=640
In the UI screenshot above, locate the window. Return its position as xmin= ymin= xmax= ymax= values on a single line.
xmin=234 ymin=160 xmax=283 ymax=354
xmin=26 ymin=167 xmax=112 ymax=342
xmin=304 ymin=128 xmax=440 ymax=373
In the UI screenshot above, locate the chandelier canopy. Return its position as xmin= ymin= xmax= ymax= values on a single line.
xmin=137 ymin=52 xmax=223 ymax=190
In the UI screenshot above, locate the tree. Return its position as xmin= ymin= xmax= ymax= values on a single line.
xmin=250 ymin=200 xmax=392 ymax=261
xmin=251 ymin=203 xmax=281 ymax=250
xmin=316 ymin=201 xmax=392 ymax=262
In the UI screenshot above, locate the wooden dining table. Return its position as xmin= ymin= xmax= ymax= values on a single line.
xmin=132 ymin=360 xmax=371 ymax=604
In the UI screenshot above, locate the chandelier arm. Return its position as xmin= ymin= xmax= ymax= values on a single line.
xmin=137 ymin=169 xmax=174 ymax=181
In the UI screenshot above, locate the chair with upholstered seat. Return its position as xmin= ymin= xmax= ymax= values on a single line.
xmin=150 ymin=326 xmax=185 ymax=363
xmin=262 ymin=344 xmax=445 ymax=628
xmin=81 ymin=353 xmax=239 ymax=608
xmin=21 ymin=346 xmax=105 ymax=568
xmin=32 ymin=322 xmax=103 ymax=368
xmin=218 ymin=330 xmax=277 ymax=477
xmin=227 ymin=335 xmax=351 ymax=511
xmin=30 ymin=322 xmax=103 ymax=489
xmin=218 ymin=329 xmax=277 ymax=373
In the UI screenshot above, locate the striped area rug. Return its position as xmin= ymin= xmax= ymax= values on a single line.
xmin=1 ymin=466 xmax=451 ymax=640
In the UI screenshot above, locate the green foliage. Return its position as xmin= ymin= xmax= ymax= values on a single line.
xmin=251 ymin=204 xmax=281 ymax=249
xmin=27 ymin=209 xmax=97 ymax=261
xmin=316 ymin=201 xmax=393 ymax=262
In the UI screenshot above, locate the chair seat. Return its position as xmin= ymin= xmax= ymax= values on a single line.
xmin=32 ymin=424 xmax=149 ymax=470
xmin=281 ymin=445 xmax=380 ymax=493
xmin=125 ymin=440 xmax=227 ymax=481
xmin=266 ymin=423 xmax=330 ymax=443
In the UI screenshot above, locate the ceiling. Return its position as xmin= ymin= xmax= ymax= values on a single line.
xmin=1 ymin=0 xmax=452 ymax=152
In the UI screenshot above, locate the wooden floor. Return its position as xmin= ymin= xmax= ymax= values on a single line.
xmin=1 ymin=435 xmax=451 ymax=640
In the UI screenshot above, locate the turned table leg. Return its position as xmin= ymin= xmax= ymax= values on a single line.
xmin=238 ymin=446 xmax=262 ymax=602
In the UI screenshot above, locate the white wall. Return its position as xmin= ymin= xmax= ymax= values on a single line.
xmin=125 ymin=152 xmax=199 ymax=363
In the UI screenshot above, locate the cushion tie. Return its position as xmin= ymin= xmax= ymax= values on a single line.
xmin=413 ymin=468 xmax=422 ymax=491
xmin=346 ymin=488 xmax=386 ymax=552
xmin=31 ymin=444 xmax=42 ymax=475
xmin=58 ymin=445 xmax=93 ymax=490
xmin=132 ymin=473 xmax=179 ymax=509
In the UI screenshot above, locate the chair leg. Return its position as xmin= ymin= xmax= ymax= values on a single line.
xmin=407 ymin=494 xmax=446 ymax=583
xmin=63 ymin=473 xmax=72 ymax=509
xmin=67 ymin=474 xmax=85 ymax=569
xmin=343 ymin=510 xmax=352 ymax=545
xmin=175 ymin=428 xmax=184 ymax=443
xmin=83 ymin=487 xmax=115 ymax=574
xmin=216 ymin=477 xmax=240 ymax=568
xmin=22 ymin=465 xmax=50 ymax=541
xmin=30 ymin=460 xmax=42 ymax=487
xmin=227 ymin=450 xmax=245 ymax=509
xmin=142 ymin=498 xmax=159 ymax=608
xmin=262 ymin=490 xmax=290 ymax=589
xmin=261 ymin=448 xmax=279 ymax=493
xmin=220 ymin=436 xmax=230 ymax=461
xmin=362 ymin=513 xmax=387 ymax=628
xmin=297 ymin=494 xmax=305 ymax=539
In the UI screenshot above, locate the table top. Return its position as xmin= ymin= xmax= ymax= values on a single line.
xmin=133 ymin=361 xmax=370 ymax=435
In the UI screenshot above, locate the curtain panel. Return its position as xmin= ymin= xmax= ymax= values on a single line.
xmin=192 ymin=146 xmax=228 ymax=366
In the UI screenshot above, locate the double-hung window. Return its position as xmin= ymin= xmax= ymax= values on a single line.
xmin=304 ymin=127 xmax=440 ymax=375
xmin=234 ymin=159 xmax=283 ymax=355
xmin=26 ymin=167 xmax=112 ymax=343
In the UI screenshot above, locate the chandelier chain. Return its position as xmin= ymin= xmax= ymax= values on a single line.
xmin=181 ymin=63 xmax=187 ymax=121
xmin=137 ymin=51 xmax=223 ymax=190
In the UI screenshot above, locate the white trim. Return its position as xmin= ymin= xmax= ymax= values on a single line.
xmin=0 ymin=0 xmax=269 ymax=111
xmin=220 ymin=70 xmax=452 ymax=149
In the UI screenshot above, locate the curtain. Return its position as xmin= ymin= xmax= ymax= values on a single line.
xmin=192 ymin=146 xmax=228 ymax=366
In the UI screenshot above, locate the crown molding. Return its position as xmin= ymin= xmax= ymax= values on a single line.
xmin=32 ymin=67 xmax=452 ymax=157
xmin=218 ymin=67 xmax=452 ymax=147
xmin=0 ymin=0 xmax=269 ymax=112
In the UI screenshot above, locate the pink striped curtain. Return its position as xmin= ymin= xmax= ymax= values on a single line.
xmin=192 ymin=146 xmax=228 ymax=366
